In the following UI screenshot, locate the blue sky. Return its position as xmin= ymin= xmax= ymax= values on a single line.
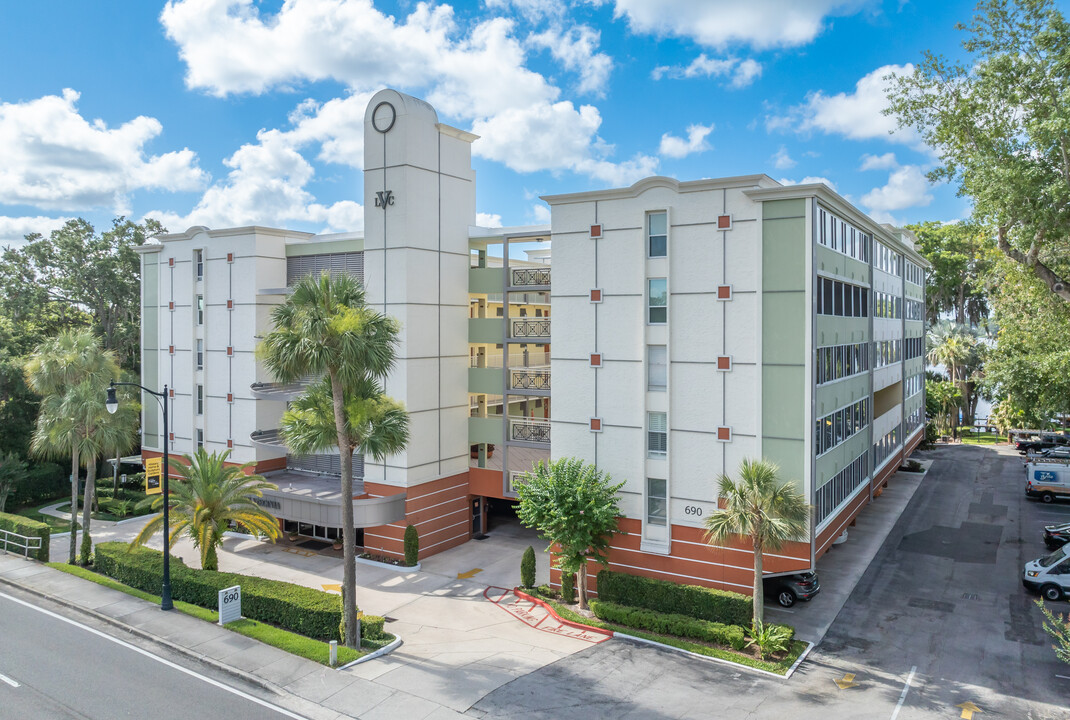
xmin=1 ymin=0 xmax=1063 ymax=245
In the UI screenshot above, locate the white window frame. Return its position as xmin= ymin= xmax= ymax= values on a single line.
xmin=647 ymin=412 xmax=667 ymax=458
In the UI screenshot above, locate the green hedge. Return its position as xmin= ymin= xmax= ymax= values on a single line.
xmin=0 ymin=510 xmax=50 ymax=560
xmin=94 ymin=543 xmax=343 ymax=641
xmin=589 ymin=599 xmax=749 ymax=650
xmin=596 ymin=570 xmax=751 ymax=626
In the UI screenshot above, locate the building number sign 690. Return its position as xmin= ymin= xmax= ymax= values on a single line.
xmin=683 ymin=505 xmax=703 ymax=517
xmin=222 ymin=589 xmax=239 ymax=605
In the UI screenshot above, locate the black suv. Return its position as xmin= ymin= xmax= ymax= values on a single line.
xmin=1016 ymin=435 xmax=1070 ymax=454
xmin=763 ymin=571 xmax=820 ymax=608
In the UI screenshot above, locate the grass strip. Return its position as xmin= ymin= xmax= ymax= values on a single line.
xmin=13 ymin=505 xmax=79 ymax=533
xmin=47 ymin=562 xmax=369 ymax=666
xmin=536 ymin=592 xmax=802 ymax=675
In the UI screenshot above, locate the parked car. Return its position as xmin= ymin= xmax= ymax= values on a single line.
xmin=1025 ymin=463 xmax=1070 ymax=504
xmin=1016 ymin=434 xmax=1070 ymax=454
xmin=763 ymin=570 xmax=820 ymax=608
xmin=1023 ymin=544 xmax=1070 ymax=601
xmin=1044 ymin=522 xmax=1070 ymax=549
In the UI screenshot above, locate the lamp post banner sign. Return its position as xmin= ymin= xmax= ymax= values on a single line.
xmin=144 ymin=458 xmax=162 ymax=496
xmin=218 ymin=585 xmax=241 ymax=625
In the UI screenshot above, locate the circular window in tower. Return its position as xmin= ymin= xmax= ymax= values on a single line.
xmin=372 ymin=101 xmax=397 ymax=133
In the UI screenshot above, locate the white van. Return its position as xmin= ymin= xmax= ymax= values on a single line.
xmin=1023 ymin=544 xmax=1070 ymax=601
xmin=1025 ymin=462 xmax=1070 ymax=503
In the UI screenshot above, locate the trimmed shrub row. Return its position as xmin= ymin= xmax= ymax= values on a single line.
xmin=590 ymin=599 xmax=749 ymax=650
xmin=94 ymin=542 xmax=384 ymax=642
xmin=0 ymin=511 xmax=50 ymax=561
xmin=596 ymin=569 xmax=751 ymax=626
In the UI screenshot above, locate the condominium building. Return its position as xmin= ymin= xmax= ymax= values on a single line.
xmin=136 ymin=89 xmax=926 ymax=596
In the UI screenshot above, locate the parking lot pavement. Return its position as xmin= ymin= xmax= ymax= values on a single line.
xmin=471 ymin=445 xmax=1070 ymax=720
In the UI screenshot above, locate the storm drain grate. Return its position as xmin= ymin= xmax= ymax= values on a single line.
xmin=383 ymin=616 xmax=398 ymax=623
xmin=962 ymin=593 xmax=981 ymax=600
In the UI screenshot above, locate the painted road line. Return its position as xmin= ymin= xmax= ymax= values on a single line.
xmin=0 ymin=671 xmax=20 ymax=688
xmin=1056 ymin=674 xmax=1070 ymax=680
xmin=889 ymin=665 xmax=917 ymax=720
xmin=0 ymin=591 xmax=309 ymax=720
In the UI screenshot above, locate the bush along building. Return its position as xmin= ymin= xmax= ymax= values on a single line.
xmin=136 ymin=89 xmax=927 ymax=592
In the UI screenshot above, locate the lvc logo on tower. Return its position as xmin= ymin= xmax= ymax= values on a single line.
xmin=375 ymin=190 xmax=395 ymax=208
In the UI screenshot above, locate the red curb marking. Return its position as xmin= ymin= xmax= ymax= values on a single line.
xmin=484 ymin=587 xmax=610 ymax=644
xmin=513 ymin=587 xmax=614 ymax=638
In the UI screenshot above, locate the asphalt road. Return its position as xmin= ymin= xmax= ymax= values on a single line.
xmin=0 ymin=587 xmax=305 ymax=720
xmin=469 ymin=445 xmax=1070 ymax=719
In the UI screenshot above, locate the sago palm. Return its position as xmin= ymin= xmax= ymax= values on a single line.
xmin=131 ymin=449 xmax=281 ymax=571
xmin=25 ymin=329 xmax=120 ymax=563
xmin=704 ymin=458 xmax=811 ymax=626
xmin=259 ymin=271 xmax=408 ymax=648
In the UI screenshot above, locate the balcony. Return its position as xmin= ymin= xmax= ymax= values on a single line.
xmin=511 ymin=267 xmax=550 ymax=288
xmin=250 ymin=428 xmax=287 ymax=450
xmin=510 ymin=417 xmax=550 ymax=445
xmin=511 ymin=368 xmax=550 ymax=391
xmin=470 ymin=350 xmax=551 ymax=368
xmin=511 ymin=318 xmax=550 ymax=340
xmin=250 ymin=374 xmax=318 ymax=401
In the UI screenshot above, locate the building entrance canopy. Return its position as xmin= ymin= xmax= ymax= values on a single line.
xmin=257 ymin=470 xmax=405 ymax=528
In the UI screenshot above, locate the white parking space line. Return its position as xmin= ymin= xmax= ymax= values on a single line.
xmin=0 ymin=672 xmax=20 ymax=688
xmin=889 ymin=666 xmax=916 ymax=720
xmin=1057 ymin=674 xmax=1070 ymax=680
xmin=0 ymin=591 xmax=307 ymax=719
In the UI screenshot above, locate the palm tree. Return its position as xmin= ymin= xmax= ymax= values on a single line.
xmin=131 ymin=449 xmax=281 ymax=570
xmin=704 ymin=458 xmax=811 ymax=627
xmin=32 ymin=379 xmax=138 ymax=563
xmin=25 ymin=329 xmax=119 ymax=563
xmin=926 ymin=321 xmax=977 ymax=385
xmin=259 ymin=271 xmax=409 ymax=648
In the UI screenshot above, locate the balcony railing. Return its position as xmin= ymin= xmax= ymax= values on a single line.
xmin=511 ymin=267 xmax=551 ymax=287
xmin=470 ymin=351 xmax=551 ymax=369
xmin=511 ymin=318 xmax=551 ymax=339
xmin=510 ymin=418 xmax=551 ymax=444
xmin=511 ymin=368 xmax=551 ymax=390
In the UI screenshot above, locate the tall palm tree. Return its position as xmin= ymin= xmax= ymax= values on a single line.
xmin=32 ymin=379 xmax=138 ymax=563
xmin=25 ymin=329 xmax=119 ymax=563
xmin=926 ymin=320 xmax=977 ymax=385
xmin=704 ymin=458 xmax=811 ymax=627
xmin=131 ymin=449 xmax=281 ymax=570
xmin=259 ymin=272 xmax=408 ymax=648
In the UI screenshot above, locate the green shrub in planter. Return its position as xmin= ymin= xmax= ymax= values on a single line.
xmin=589 ymin=599 xmax=755 ymax=650
xmin=0 ymin=511 xmax=50 ymax=561
xmin=403 ymin=524 xmax=419 ymax=566
xmin=596 ymin=569 xmax=750 ymax=626
xmin=520 ymin=546 xmax=536 ymax=588
xmin=561 ymin=572 xmax=575 ymax=603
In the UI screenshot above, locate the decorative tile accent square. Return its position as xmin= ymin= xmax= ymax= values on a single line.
xmin=717 ymin=285 xmax=732 ymax=300
xmin=717 ymin=426 xmax=731 ymax=442
xmin=717 ymin=215 xmax=732 ymax=230
xmin=717 ymin=356 xmax=732 ymax=371
xmin=590 ymin=224 xmax=603 ymax=239
xmin=590 ymin=417 xmax=602 ymax=432
xmin=590 ymin=289 xmax=602 ymax=302
xmin=589 ymin=353 xmax=602 ymax=367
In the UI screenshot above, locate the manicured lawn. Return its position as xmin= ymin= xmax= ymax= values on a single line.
xmin=956 ymin=430 xmax=1007 ymax=445
xmin=532 ymin=589 xmax=804 ymax=675
xmin=48 ymin=563 xmax=370 ymax=666
xmin=11 ymin=501 xmax=79 ymax=533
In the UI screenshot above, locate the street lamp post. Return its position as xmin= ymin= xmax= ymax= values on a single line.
xmin=106 ymin=380 xmax=172 ymax=611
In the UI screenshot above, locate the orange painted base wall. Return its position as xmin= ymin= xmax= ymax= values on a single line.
xmin=362 ymin=471 xmax=472 ymax=561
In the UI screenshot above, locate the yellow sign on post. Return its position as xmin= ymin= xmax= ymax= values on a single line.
xmin=145 ymin=458 xmax=163 ymax=496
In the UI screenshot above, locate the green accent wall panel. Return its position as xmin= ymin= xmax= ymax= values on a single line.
xmin=285 ymin=238 xmax=363 ymax=256
xmin=763 ymin=366 xmax=806 ymax=440
xmin=815 ymin=374 xmax=870 ymax=419
xmin=762 ymin=198 xmax=807 ymax=220
xmin=469 ymin=267 xmax=502 ymax=295
xmin=815 ymin=430 xmax=870 ymax=486
xmin=469 ymin=318 xmax=503 ymax=345
xmin=468 ymin=367 xmax=504 ymax=395
xmin=469 ymin=417 xmax=503 ymax=444
xmin=762 ymin=437 xmax=806 ymax=494
xmin=815 ymin=245 xmax=869 ymax=286
xmin=762 ymin=294 xmax=806 ymax=365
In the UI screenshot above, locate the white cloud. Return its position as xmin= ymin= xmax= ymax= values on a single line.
xmin=161 ymin=0 xmax=643 ymax=185
xmin=610 ymin=0 xmax=866 ymax=49
xmin=652 ymin=54 xmax=762 ymax=88
xmin=772 ymin=146 xmax=796 ymax=169
xmin=0 ymin=215 xmax=74 ymax=246
xmin=484 ymin=0 xmax=566 ymax=21
xmin=285 ymin=92 xmax=375 ymax=168
xmin=860 ymin=165 xmax=932 ymax=213
xmin=476 ymin=212 xmax=503 ymax=227
xmin=779 ymin=175 xmax=838 ymax=192
xmin=768 ymin=64 xmax=917 ymax=143
xmin=860 ymin=152 xmax=898 ymax=170
xmin=528 ymin=25 xmax=612 ymax=96
xmin=659 ymin=124 xmax=714 ymax=159
xmin=0 ymin=89 xmax=206 ymax=213
xmin=531 ymin=203 xmax=551 ymax=223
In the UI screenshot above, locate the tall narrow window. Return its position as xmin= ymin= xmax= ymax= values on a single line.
xmin=648 ymin=211 xmax=667 ymax=257
xmin=648 ymin=278 xmax=667 ymax=324
xmin=648 ymin=345 xmax=667 ymax=390
xmin=196 ymin=384 xmax=203 ymax=415
xmin=195 ymin=249 xmax=203 ymax=280
xmin=196 ymin=429 xmax=204 ymax=449
xmin=647 ymin=412 xmax=667 ymax=458
xmin=647 ymin=478 xmax=667 ymax=526
xmin=197 ymin=295 xmax=204 ymax=325
xmin=196 ymin=339 xmax=203 ymax=370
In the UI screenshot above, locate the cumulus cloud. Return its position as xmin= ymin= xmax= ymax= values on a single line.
xmin=160 ymin=0 xmax=643 ymax=185
xmin=531 ymin=203 xmax=551 ymax=223
xmin=476 ymin=212 xmax=504 ymax=227
xmin=0 ymin=215 xmax=74 ymax=246
xmin=767 ymin=64 xmax=917 ymax=143
xmin=860 ymin=165 xmax=932 ymax=213
xmin=528 ymin=24 xmax=612 ymax=96
xmin=779 ymin=175 xmax=838 ymax=192
xmin=659 ymin=124 xmax=714 ymax=159
xmin=652 ymin=54 xmax=762 ymax=88
xmin=860 ymin=152 xmax=899 ymax=170
xmin=772 ymin=146 xmax=796 ymax=169
xmin=609 ymin=0 xmax=866 ymax=49
xmin=0 ymin=89 xmax=206 ymax=213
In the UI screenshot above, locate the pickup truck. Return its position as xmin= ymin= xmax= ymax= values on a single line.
xmin=1016 ymin=435 xmax=1070 ymax=454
